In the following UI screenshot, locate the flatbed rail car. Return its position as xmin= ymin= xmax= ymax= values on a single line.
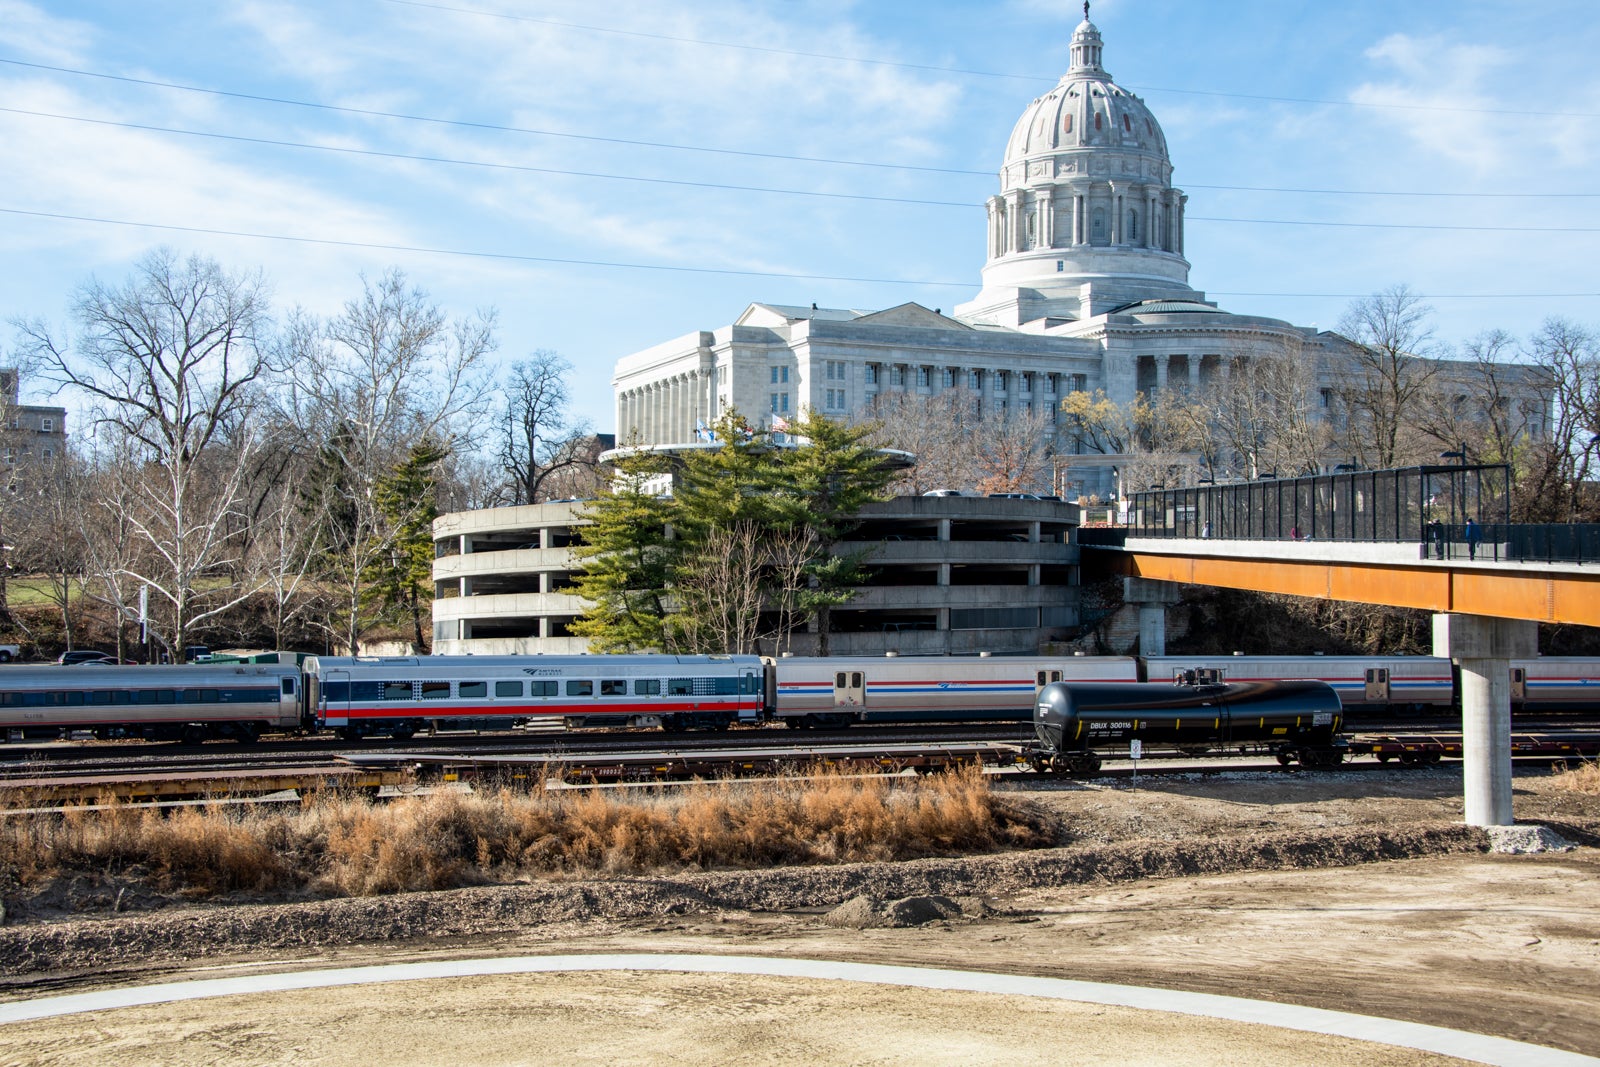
xmin=306 ymin=654 xmax=766 ymax=739
xmin=768 ymin=655 xmax=1139 ymax=729
xmin=1348 ymin=731 xmax=1600 ymax=765
xmin=1031 ymin=678 xmax=1345 ymax=776
xmin=0 ymin=664 xmax=302 ymax=743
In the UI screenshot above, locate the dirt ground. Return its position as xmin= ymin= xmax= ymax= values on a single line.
xmin=1 ymin=762 xmax=1598 ymax=1064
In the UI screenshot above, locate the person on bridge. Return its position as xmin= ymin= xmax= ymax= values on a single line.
xmin=1465 ymin=517 xmax=1481 ymax=560
xmin=1427 ymin=519 xmax=1445 ymax=559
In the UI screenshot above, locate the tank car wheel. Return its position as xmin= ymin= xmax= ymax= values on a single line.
xmin=1376 ymin=754 xmax=1392 ymax=763
xmin=1275 ymin=752 xmax=1294 ymax=767
xmin=180 ymin=725 xmax=208 ymax=746
xmin=1399 ymin=753 xmax=1420 ymax=766
xmin=1424 ymin=751 xmax=1442 ymax=765
xmin=784 ymin=718 xmax=810 ymax=730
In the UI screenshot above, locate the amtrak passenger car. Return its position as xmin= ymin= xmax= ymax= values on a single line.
xmin=768 ymin=655 xmax=1140 ymax=728
xmin=306 ymin=654 xmax=765 ymax=738
xmin=0 ymin=663 xmax=301 ymax=743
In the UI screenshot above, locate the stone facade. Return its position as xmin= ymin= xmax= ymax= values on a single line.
xmin=610 ymin=13 xmax=1548 ymax=501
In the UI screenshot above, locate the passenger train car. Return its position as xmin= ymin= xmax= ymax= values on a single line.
xmin=769 ymin=655 xmax=1139 ymax=728
xmin=305 ymin=654 xmax=766 ymax=738
xmin=1142 ymin=656 xmax=1600 ymax=715
xmin=0 ymin=663 xmax=302 ymax=743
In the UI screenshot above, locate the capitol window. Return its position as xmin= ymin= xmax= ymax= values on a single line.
xmin=916 ymin=367 xmax=930 ymax=387
xmin=865 ymin=364 xmax=879 ymax=385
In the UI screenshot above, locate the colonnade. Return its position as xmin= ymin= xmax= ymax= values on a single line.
xmin=616 ymin=367 xmax=715 ymax=445
xmin=989 ymin=183 xmax=1186 ymax=257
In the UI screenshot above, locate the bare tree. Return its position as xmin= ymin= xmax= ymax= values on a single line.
xmin=15 ymin=249 xmax=274 ymax=657
xmin=492 ymin=351 xmax=593 ymax=505
xmin=1191 ymin=352 xmax=1328 ymax=479
xmin=1331 ymin=285 xmax=1443 ymax=468
xmin=1519 ymin=318 xmax=1600 ymax=521
xmin=868 ymin=392 xmax=972 ymax=493
xmin=280 ymin=269 xmax=495 ymax=653
xmin=973 ymin=403 xmax=1055 ymax=494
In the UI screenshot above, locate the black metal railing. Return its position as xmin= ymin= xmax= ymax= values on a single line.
xmin=1121 ymin=465 xmax=1598 ymax=564
xmin=1129 ymin=465 xmax=1509 ymax=543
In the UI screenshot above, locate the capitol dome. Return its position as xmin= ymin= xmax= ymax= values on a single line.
xmin=957 ymin=7 xmax=1196 ymax=327
xmin=1003 ymin=17 xmax=1169 ymax=171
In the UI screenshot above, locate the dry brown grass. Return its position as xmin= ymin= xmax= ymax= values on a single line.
xmin=0 ymin=766 xmax=1051 ymax=903
xmin=1552 ymin=761 xmax=1600 ymax=796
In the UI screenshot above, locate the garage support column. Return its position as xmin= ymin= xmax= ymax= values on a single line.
xmin=1432 ymin=614 xmax=1538 ymax=828
xmin=1124 ymin=578 xmax=1182 ymax=657
xmin=937 ymin=519 xmax=951 ymax=541
xmin=938 ymin=563 xmax=950 ymax=585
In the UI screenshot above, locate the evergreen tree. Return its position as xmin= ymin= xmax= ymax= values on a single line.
xmin=367 ymin=438 xmax=449 ymax=650
xmin=772 ymin=411 xmax=896 ymax=654
xmin=569 ymin=449 xmax=678 ymax=652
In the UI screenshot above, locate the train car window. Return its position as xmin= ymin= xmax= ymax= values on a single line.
xmin=566 ymin=680 xmax=593 ymax=697
xmin=203 ymin=689 xmax=220 ymax=703
xmin=421 ymin=682 xmax=450 ymax=701
xmin=531 ymin=681 xmax=558 ymax=697
xmin=459 ymin=681 xmax=487 ymax=698
xmin=706 ymin=677 xmax=738 ymax=695
xmin=600 ymin=680 xmax=626 ymax=696
xmin=181 ymin=689 xmax=201 ymax=704
xmin=668 ymin=679 xmax=693 ymax=695
xmin=383 ymin=681 xmax=413 ymax=701
xmin=322 ymin=682 xmax=350 ymax=702
xmin=88 ymin=691 xmax=112 ymax=705
xmin=851 ymin=673 xmax=863 ymax=688
xmin=109 ymin=690 xmax=132 ymax=705
xmin=282 ymin=678 xmax=297 ymax=696
xmin=836 ymin=672 xmax=847 ymax=688
xmin=495 ymin=680 xmax=523 ymax=698
xmin=635 ymin=679 xmax=661 ymax=696
xmin=741 ymin=675 xmax=759 ymax=695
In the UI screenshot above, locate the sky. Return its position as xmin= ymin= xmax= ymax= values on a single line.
xmin=3 ymin=0 xmax=1600 ymax=440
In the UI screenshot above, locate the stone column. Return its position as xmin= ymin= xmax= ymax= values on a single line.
xmin=1125 ymin=577 xmax=1182 ymax=657
xmin=1108 ymin=182 xmax=1121 ymax=245
xmin=1178 ymin=193 xmax=1188 ymax=256
xmin=1433 ymin=614 xmax=1538 ymax=827
xmin=1009 ymin=191 xmax=1026 ymax=253
xmin=1154 ymin=358 xmax=1168 ymax=395
xmin=1072 ymin=192 xmax=1084 ymax=245
xmin=1038 ymin=189 xmax=1054 ymax=247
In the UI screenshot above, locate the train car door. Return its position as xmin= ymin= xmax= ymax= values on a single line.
xmin=1510 ymin=667 xmax=1527 ymax=706
xmin=833 ymin=671 xmax=866 ymax=707
xmin=1036 ymin=669 xmax=1063 ymax=697
xmin=1364 ymin=668 xmax=1390 ymax=704
xmin=321 ymin=669 xmax=350 ymax=727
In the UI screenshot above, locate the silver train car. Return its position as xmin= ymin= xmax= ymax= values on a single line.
xmin=305 ymin=654 xmax=765 ymax=738
xmin=768 ymin=654 xmax=1140 ymax=728
xmin=0 ymin=663 xmax=302 ymax=743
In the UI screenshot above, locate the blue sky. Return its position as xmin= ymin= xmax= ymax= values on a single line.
xmin=3 ymin=0 xmax=1599 ymax=435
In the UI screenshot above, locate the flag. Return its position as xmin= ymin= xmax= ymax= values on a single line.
xmin=771 ymin=413 xmax=790 ymax=432
xmin=694 ymin=419 xmax=717 ymax=442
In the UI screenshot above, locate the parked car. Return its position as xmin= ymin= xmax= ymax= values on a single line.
xmin=0 ymin=644 xmax=18 ymax=663
xmin=57 ymin=650 xmax=116 ymax=665
xmin=184 ymin=645 xmax=212 ymax=663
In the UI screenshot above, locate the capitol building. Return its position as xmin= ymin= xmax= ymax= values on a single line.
xmin=611 ymin=12 xmax=1542 ymax=498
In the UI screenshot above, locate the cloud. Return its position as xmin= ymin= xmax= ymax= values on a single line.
xmin=0 ymin=1 xmax=95 ymax=65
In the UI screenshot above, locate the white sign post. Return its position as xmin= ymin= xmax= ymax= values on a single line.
xmin=1129 ymin=738 xmax=1142 ymax=783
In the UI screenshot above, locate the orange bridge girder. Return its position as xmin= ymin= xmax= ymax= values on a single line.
xmin=1111 ymin=541 xmax=1600 ymax=627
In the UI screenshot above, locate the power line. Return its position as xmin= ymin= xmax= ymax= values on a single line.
xmin=1188 ymin=216 xmax=1600 ymax=233
xmin=0 ymin=58 xmax=994 ymax=178
xmin=9 ymin=99 xmax=1599 ymax=210
xmin=0 ymin=107 xmax=975 ymax=209
xmin=5 ymin=206 xmax=1600 ymax=301
xmin=0 ymin=206 xmax=977 ymax=287
xmin=9 ymin=58 xmax=1600 ymax=202
xmin=374 ymin=0 xmax=1600 ymax=119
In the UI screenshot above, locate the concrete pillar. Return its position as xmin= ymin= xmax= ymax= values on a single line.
xmin=459 ymin=576 xmax=472 ymax=597
xmin=1433 ymin=614 xmax=1538 ymax=828
xmin=937 ymin=519 xmax=951 ymax=541
xmin=1124 ymin=578 xmax=1182 ymax=657
xmin=938 ymin=563 xmax=950 ymax=585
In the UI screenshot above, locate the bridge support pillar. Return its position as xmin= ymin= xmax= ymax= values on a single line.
xmin=1432 ymin=614 xmax=1538 ymax=828
xmin=1125 ymin=578 xmax=1182 ymax=657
